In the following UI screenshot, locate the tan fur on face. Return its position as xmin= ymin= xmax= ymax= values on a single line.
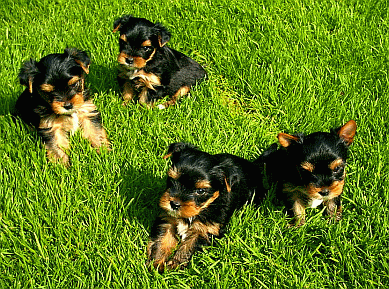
xmin=68 ymin=76 xmax=80 ymax=86
xmin=329 ymin=158 xmax=344 ymax=171
xmin=40 ymin=84 xmax=54 ymax=92
xmin=141 ymin=40 xmax=152 ymax=47
xmin=177 ymin=191 xmax=220 ymax=218
xmin=284 ymin=179 xmax=345 ymax=201
xmin=120 ymin=34 xmax=127 ymax=41
xmin=159 ymin=191 xmax=173 ymax=213
xmin=306 ymin=180 xmax=345 ymax=199
xmin=118 ymin=52 xmax=130 ymax=65
xmin=70 ymin=93 xmax=85 ymax=108
xmin=51 ymin=101 xmax=66 ymax=115
xmin=168 ymin=167 xmax=181 ymax=180
xmin=131 ymin=47 xmax=156 ymax=69
xmin=51 ymin=93 xmax=85 ymax=115
xmin=195 ymin=180 xmax=211 ymax=189
xmin=301 ymin=161 xmax=315 ymax=172
xmin=159 ymin=190 xmax=220 ymax=218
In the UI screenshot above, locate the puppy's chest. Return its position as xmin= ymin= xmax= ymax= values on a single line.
xmin=40 ymin=113 xmax=79 ymax=133
xmin=127 ymin=69 xmax=162 ymax=89
xmin=176 ymin=218 xmax=193 ymax=240
xmin=308 ymin=198 xmax=323 ymax=208
xmin=66 ymin=113 xmax=80 ymax=133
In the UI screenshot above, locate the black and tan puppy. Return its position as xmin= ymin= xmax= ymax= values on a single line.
xmin=147 ymin=143 xmax=265 ymax=272
xmin=258 ymin=120 xmax=357 ymax=226
xmin=15 ymin=48 xmax=109 ymax=166
xmin=113 ymin=15 xmax=207 ymax=108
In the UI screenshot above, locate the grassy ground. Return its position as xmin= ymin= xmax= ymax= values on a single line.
xmin=1 ymin=0 xmax=388 ymax=288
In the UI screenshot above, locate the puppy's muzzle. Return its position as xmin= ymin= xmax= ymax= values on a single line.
xmin=170 ymin=200 xmax=181 ymax=211
xmin=64 ymin=103 xmax=73 ymax=110
xmin=125 ymin=57 xmax=134 ymax=66
xmin=319 ymin=188 xmax=330 ymax=197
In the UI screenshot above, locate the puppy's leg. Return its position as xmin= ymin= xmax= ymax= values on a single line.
xmin=39 ymin=127 xmax=70 ymax=166
xmin=158 ymin=86 xmax=190 ymax=110
xmin=147 ymin=217 xmax=178 ymax=273
xmin=166 ymin=232 xmax=207 ymax=271
xmin=122 ymin=81 xmax=136 ymax=106
xmin=324 ymin=196 xmax=342 ymax=221
xmin=167 ymin=221 xmax=218 ymax=270
xmin=291 ymin=198 xmax=306 ymax=227
xmin=78 ymin=102 xmax=109 ymax=149
xmin=118 ymin=70 xmax=136 ymax=106
xmin=138 ymin=87 xmax=150 ymax=106
xmin=39 ymin=115 xmax=72 ymax=166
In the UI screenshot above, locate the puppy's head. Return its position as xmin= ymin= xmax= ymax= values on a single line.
xmin=113 ymin=15 xmax=171 ymax=69
xmin=160 ymin=143 xmax=230 ymax=219
xmin=278 ymin=120 xmax=357 ymax=200
xmin=18 ymin=48 xmax=90 ymax=115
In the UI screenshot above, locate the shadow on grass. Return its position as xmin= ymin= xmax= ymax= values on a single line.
xmin=1 ymin=90 xmax=20 ymax=116
xmin=88 ymin=64 xmax=120 ymax=96
xmin=117 ymin=159 xmax=166 ymax=232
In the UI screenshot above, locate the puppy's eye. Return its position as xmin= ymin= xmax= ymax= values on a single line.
xmin=195 ymin=188 xmax=207 ymax=195
xmin=333 ymin=166 xmax=344 ymax=174
xmin=142 ymin=46 xmax=152 ymax=52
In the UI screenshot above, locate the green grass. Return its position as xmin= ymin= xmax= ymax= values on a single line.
xmin=1 ymin=0 xmax=389 ymax=287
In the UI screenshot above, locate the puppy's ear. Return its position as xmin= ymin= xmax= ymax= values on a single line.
xmin=334 ymin=120 xmax=357 ymax=146
xmin=65 ymin=48 xmax=90 ymax=74
xmin=163 ymin=142 xmax=197 ymax=159
xmin=19 ymin=59 xmax=39 ymax=93
xmin=153 ymin=23 xmax=171 ymax=47
xmin=262 ymin=143 xmax=278 ymax=158
xmin=211 ymin=159 xmax=242 ymax=193
xmin=113 ymin=14 xmax=134 ymax=33
xmin=277 ymin=133 xmax=303 ymax=148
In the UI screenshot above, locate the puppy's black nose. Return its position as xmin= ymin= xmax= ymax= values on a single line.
xmin=64 ymin=103 xmax=73 ymax=110
xmin=170 ymin=200 xmax=181 ymax=211
xmin=126 ymin=57 xmax=134 ymax=65
xmin=319 ymin=189 xmax=330 ymax=196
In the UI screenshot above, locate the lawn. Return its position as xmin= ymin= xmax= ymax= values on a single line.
xmin=1 ymin=0 xmax=388 ymax=288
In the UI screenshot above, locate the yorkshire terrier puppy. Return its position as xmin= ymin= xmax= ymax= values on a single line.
xmin=258 ymin=120 xmax=357 ymax=226
xmin=15 ymin=48 xmax=109 ymax=166
xmin=147 ymin=142 xmax=265 ymax=272
xmin=113 ymin=15 xmax=207 ymax=109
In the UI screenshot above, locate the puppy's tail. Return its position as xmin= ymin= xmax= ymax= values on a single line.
xmin=163 ymin=142 xmax=198 ymax=159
